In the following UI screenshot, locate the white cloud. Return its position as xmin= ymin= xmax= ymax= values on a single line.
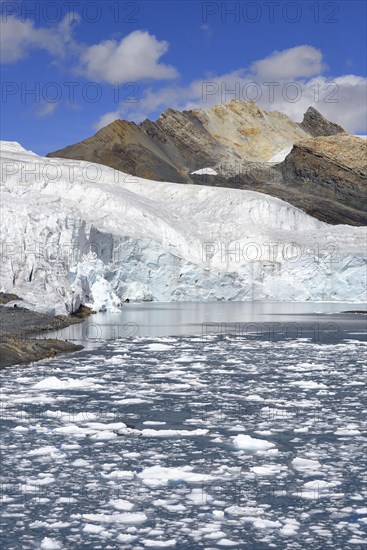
xmin=96 ymin=46 xmax=366 ymax=134
xmin=0 ymin=18 xmax=177 ymax=86
xmin=78 ymin=31 xmax=178 ymax=84
xmin=1 ymin=21 xmax=365 ymax=135
xmin=0 ymin=15 xmax=79 ymax=63
xmin=251 ymin=45 xmax=326 ymax=80
xmin=36 ymin=102 xmax=59 ymax=118
xmin=95 ymin=110 xmax=122 ymax=129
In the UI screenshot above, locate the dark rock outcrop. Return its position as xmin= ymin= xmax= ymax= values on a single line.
xmin=278 ymin=134 xmax=367 ymax=223
xmin=0 ymin=338 xmax=83 ymax=369
xmin=0 ymin=304 xmax=85 ymax=368
xmin=0 ymin=292 xmax=22 ymax=304
xmin=299 ymin=106 xmax=345 ymax=137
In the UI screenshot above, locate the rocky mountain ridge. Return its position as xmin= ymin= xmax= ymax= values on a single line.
xmin=47 ymin=101 xmax=367 ymax=225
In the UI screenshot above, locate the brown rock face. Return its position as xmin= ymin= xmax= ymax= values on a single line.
xmin=299 ymin=106 xmax=345 ymax=137
xmin=47 ymin=101 xmax=366 ymax=225
xmin=47 ymin=100 xmax=310 ymax=182
xmin=277 ymin=135 xmax=367 ymax=223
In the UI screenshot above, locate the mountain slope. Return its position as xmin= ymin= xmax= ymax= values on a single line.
xmin=2 ymin=141 xmax=366 ymax=314
xmin=46 ymin=100 xmax=367 ymax=225
xmin=48 ymin=100 xmax=313 ymax=181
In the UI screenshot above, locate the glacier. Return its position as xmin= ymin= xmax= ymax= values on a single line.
xmin=0 ymin=141 xmax=366 ymax=314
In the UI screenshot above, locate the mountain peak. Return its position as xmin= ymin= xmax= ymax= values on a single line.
xmin=299 ymin=106 xmax=345 ymax=137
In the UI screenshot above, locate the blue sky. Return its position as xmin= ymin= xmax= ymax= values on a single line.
xmin=1 ymin=0 xmax=366 ymax=155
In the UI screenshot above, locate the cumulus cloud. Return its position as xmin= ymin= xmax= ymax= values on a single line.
xmin=0 ymin=15 xmax=79 ymax=63
xmin=96 ymin=46 xmax=367 ymax=134
xmin=251 ymin=45 xmax=326 ymax=80
xmin=1 ymin=18 xmax=177 ymax=85
xmin=78 ymin=31 xmax=178 ymax=84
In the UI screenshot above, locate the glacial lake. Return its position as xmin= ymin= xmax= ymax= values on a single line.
xmin=1 ymin=301 xmax=366 ymax=549
xmin=45 ymin=301 xmax=367 ymax=345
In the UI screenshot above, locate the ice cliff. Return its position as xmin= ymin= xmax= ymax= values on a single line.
xmin=1 ymin=141 xmax=366 ymax=314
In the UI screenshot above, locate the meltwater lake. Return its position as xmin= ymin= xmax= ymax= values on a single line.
xmin=1 ymin=302 xmax=366 ymax=549
xmin=46 ymin=300 xmax=367 ymax=342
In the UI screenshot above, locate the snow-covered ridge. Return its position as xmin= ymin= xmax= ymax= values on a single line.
xmin=0 ymin=141 xmax=366 ymax=313
xmin=0 ymin=141 xmax=36 ymax=155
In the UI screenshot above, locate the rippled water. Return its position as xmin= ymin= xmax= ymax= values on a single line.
xmin=1 ymin=305 xmax=366 ymax=549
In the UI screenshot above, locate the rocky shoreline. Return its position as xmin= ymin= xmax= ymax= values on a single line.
xmin=0 ymin=294 xmax=92 ymax=368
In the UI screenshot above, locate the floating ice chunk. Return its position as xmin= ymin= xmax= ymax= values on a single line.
xmin=290 ymin=381 xmax=328 ymax=389
xmin=116 ymin=398 xmax=153 ymax=405
xmin=145 ymin=343 xmax=173 ymax=351
xmin=245 ymin=394 xmax=264 ymax=401
xmin=54 ymin=425 xmax=94 ymax=436
xmin=205 ymin=531 xmax=227 ymax=540
xmin=279 ymin=520 xmax=300 ymax=536
xmin=186 ymin=488 xmax=212 ymax=504
xmin=348 ymin=538 xmax=367 ymax=545
xmin=49 ymin=411 xmax=98 ymax=422
xmin=233 ymin=434 xmax=275 ymax=451
xmin=27 ymin=475 xmax=55 ymax=486
xmin=84 ymin=422 xmax=127 ymax=431
xmin=89 ymin=431 xmax=118 ymax=440
xmin=32 ymin=376 xmax=100 ymax=390
xmin=40 ymin=538 xmax=62 ymax=550
xmin=102 ymin=470 xmax=135 ymax=479
xmin=252 ymin=518 xmax=282 ymax=529
xmin=142 ymin=540 xmax=177 ymax=547
xmin=28 ymin=446 xmax=64 ymax=459
xmin=117 ymin=534 xmax=137 ymax=543
xmin=298 ymin=479 xmax=341 ymax=499
xmin=83 ymin=512 xmax=147 ymax=524
xmin=250 ymin=465 xmax=281 ymax=476
xmin=291 ymin=457 xmax=322 ymax=471
xmin=137 ymin=465 xmax=216 ymax=486
xmin=72 ymin=459 xmax=90 ymax=467
xmin=335 ymin=427 xmax=361 ymax=435
xmin=114 ymin=512 xmax=148 ymax=524
xmin=83 ymin=524 xmax=105 ymax=534
xmin=109 ymin=499 xmax=134 ymax=511
xmin=141 ymin=429 xmax=208 ymax=437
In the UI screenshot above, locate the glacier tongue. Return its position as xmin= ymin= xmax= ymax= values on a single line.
xmin=0 ymin=141 xmax=366 ymax=314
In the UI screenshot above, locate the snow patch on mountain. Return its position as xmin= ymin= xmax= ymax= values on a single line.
xmin=0 ymin=141 xmax=366 ymax=314
xmin=266 ymin=145 xmax=293 ymax=163
xmin=191 ymin=167 xmax=218 ymax=175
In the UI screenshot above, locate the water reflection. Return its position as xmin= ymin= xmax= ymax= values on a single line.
xmin=44 ymin=301 xmax=367 ymax=344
